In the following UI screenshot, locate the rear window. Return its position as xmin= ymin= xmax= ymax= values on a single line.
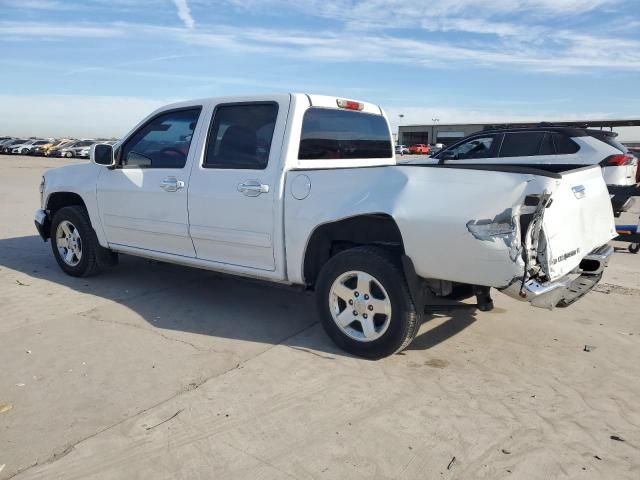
xmin=553 ymin=133 xmax=580 ymax=154
xmin=500 ymin=132 xmax=545 ymax=157
xmin=299 ymin=108 xmax=392 ymax=160
xmin=589 ymin=132 xmax=626 ymax=153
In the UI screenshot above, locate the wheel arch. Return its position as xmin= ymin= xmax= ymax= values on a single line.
xmin=302 ymin=213 xmax=405 ymax=288
xmin=46 ymin=191 xmax=88 ymax=219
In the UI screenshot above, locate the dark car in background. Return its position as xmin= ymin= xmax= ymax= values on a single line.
xmin=2 ymin=138 xmax=29 ymax=154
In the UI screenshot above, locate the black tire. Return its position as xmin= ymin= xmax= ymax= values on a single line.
xmin=630 ymin=243 xmax=640 ymax=254
xmin=50 ymin=206 xmax=104 ymax=277
xmin=315 ymin=246 xmax=420 ymax=359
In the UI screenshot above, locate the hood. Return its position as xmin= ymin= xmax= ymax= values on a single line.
xmin=44 ymin=162 xmax=95 ymax=181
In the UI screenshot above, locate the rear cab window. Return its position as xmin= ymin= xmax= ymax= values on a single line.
xmin=298 ymin=108 xmax=392 ymax=160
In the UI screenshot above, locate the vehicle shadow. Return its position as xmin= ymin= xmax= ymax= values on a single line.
xmin=0 ymin=235 xmax=476 ymax=357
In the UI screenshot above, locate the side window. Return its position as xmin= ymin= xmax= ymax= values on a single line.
xmin=121 ymin=108 xmax=201 ymax=169
xmin=204 ymin=103 xmax=278 ymax=170
xmin=539 ymin=133 xmax=555 ymax=155
xmin=446 ymin=135 xmax=497 ymax=160
xmin=499 ymin=132 xmax=545 ymax=157
xmin=552 ymin=134 xmax=580 ymax=154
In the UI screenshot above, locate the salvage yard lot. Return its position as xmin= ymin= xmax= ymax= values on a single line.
xmin=1 ymin=155 xmax=639 ymax=479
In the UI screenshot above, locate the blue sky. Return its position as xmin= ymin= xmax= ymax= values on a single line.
xmin=1 ymin=0 xmax=639 ymax=139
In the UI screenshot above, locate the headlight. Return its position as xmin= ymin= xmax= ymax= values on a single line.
xmin=39 ymin=176 xmax=45 ymax=208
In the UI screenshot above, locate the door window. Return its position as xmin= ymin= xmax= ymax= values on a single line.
xmin=445 ymin=135 xmax=497 ymax=160
xmin=120 ymin=108 xmax=201 ymax=168
xmin=204 ymin=103 xmax=279 ymax=170
xmin=500 ymin=132 xmax=545 ymax=157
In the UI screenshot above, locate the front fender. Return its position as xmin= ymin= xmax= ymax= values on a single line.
xmin=43 ymin=163 xmax=108 ymax=248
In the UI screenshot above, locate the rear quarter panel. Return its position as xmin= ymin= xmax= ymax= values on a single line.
xmin=284 ymin=166 xmax=558 ymax=288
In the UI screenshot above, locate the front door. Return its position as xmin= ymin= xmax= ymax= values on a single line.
xmin=187 ymin=97 xmax=290 ymax=270
xmin=97 ymin=106 xmax=203 ymax=257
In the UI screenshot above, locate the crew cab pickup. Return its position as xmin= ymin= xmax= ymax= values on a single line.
xmin=35 ymin=94 xmax=617 ymax=358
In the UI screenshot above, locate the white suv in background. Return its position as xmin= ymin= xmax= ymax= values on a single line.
xmin=431 ymin=126 xmax=638 ymax=187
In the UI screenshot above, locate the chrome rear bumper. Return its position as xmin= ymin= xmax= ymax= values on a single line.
xmin=500 ymin=244 xmax=613 ymax=309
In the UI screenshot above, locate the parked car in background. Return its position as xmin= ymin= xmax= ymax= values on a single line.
xmin=11 ymin=139 xmax=40 ymax=155
xmin=0 ymin=137 xmax=17 ymax=150
xmin=57 ymin=140 xmax=95 ymax=158
xmin=30 ymin=139 xmax=60 ymax=156
xmin=45 ymin=139 xmax=76 ymax=157
xmin=395 ymin=144 xmax=409 ymax=155
xmin=2 ymin=138 xmax=29 ymax=154
xmin=428 ymin=143 xmax=445 ymax=155
xmin=408 ymin=144 xmax=430 ymax=154
xmin=431 ymin=126 xmax=637 ymax=187
xmin=16 ymin=139 xmax=54 ymax=155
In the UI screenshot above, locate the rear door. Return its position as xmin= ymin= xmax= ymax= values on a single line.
xmin=187 ymin=96 xmax=290 ymax=271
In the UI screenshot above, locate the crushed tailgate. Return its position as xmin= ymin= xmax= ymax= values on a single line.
xmin=538 ymin=165 xmax=617 ymax=280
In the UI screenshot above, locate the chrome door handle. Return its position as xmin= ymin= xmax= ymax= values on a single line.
xmin=160 ymin=177 xmax=185 ymax=192
xmin=238 ymin=180 xmax=269 ymax=197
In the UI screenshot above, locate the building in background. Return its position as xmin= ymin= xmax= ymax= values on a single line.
xmin=398 ymin=119 xmax=640 ymax=148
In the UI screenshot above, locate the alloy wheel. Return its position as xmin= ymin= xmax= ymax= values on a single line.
xmin=329 ymin=270 xmax=392 ymax=342
xmin=56 ymin=220 xmax=83 ymax=266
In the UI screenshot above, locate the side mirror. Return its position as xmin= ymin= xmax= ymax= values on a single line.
xmin=92 ymin=144 xmax=116 ymax=167
xmin=439 ymin=150 xmax=456 ymax=160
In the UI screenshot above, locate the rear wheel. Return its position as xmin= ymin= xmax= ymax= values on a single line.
xmin=65 ymin=152 xmax=73 ymax=158
xmin=315 ymin=246 xmax=420 ymax=359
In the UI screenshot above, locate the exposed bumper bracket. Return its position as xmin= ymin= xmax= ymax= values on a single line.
xmin=34 ymin=209 xmax=50 ymax=241
xmin=500 ymin=243 xmax=613 ymax=309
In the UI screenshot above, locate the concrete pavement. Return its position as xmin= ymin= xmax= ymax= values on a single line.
xmin=1 ymin=156 xmax=639 ymax=479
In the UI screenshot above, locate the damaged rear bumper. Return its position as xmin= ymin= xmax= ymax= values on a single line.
xmin=500 ymin=244 xmax=613 ymax=309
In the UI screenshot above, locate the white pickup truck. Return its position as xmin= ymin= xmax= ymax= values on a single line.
xmin=35 ymin=94 xmax=617 ymax=358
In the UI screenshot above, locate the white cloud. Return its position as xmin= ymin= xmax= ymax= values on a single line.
xmin=222 ymin=0 xmax=623 ymax=24
xmin=0 ymin=95 xmax=172 ymax=138
xmin=0 ymin=21 xmax=122 ymax=37
xmin=0 ymin=0 xmax=62 ymax=9
xmin=2 ymin=17 xmax=639 ymax=73
xmin=173 ymin=0 xmax=195 ymax=29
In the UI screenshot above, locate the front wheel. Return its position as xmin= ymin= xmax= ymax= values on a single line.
xmin=315 ymin=246 xmax=420 ymax=359
xmin=65 ymin=152 xmax=73 ymax=158
xmin=50 ymin=206 xmax=104 ymax=277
